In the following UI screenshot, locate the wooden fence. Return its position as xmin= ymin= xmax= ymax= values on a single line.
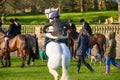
xmin=2 ymin=25 xmax=120 ymax=59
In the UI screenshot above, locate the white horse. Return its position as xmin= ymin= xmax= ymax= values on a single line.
xmin=44 ymin=8 xmax=71 ymax=80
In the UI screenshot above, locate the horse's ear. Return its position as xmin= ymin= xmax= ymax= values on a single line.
xmin=56 ymin=8 xmax=59 ymax=12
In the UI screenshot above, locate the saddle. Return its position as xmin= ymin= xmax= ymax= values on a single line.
xmin=4 ymin=35 xmax=19 ymax=52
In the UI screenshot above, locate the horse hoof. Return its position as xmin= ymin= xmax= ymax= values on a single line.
xmin=26 ymin=64 xmax=30 ymax=67
xmin=1 ymin=66 xmax=5 ymax=68
xmin=21 ymin=64 xmax=24 ymax=68
xmin=8 ymin=64 xmax=11 ymax=67
xmin=31 ymin=62 xmax=35 ymax=66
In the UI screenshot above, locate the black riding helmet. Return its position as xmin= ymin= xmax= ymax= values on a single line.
xmin=10 ymin=18 xmax=14 ymax=22
xmin=80 ymin=19 xmax=85 ymax=23
xmin=0 ymin=22 xmax=2 ymax=26
xmin=68 ymin=19 xmax=73 ymax=23
xmin=14 ymin=18 xmax=19 ymax=21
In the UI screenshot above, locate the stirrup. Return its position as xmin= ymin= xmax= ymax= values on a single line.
xmin=4 ymin=48 xmax=9 ymax=52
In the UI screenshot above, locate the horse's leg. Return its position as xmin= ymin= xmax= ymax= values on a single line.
xmin=1 ymin=56 xmax=5 ymax=67
xmin=7 ymin=52 xmax=11 ymax=67
xmin=90 ymin=56 xmax=93 ymax=66
xmin=30 ymin=49 xmax=35 ymax=66
xmin=21 ymin=50 xmax=26 ymax=68
xmin=49 ymin=69 xmax=59 ymax=80
xmin=69 ymin=46 xmax=74 ymax=59
xmin=26 ymin=47 xmax=35 ymax=66
xmin=60 ymin=55 xmax=69 ymax=80
xmin=27 ymin=55 xmax=31 ymax=66
xmin=27 ymin=55 xmax=35 ymax=66
xmin=5 ymin=53 xmax=8 ymax=67
xmin=21 ymin=56 xmax=25 ymax=67
xmin=74 ymin=45 xmax=77 ymax=59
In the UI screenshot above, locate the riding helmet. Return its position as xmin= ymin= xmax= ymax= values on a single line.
xmin=0 ymin=22 xmax=2 ymax=26
xmin=80 ymin=19 xmax=85 ymax=23
xmin=49 ymin=12 xmax=60 ymax=19
xmin=9 ymin=18 xmax=14 ymax=22
xmin=68 ymin=19 xmax=73 ymax=23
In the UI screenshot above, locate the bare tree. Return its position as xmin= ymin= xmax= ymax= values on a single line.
xmin=92 ymin=0 xmax=98 ymax=9
xmin=80 ymin=0 xmax=84 ymax=12
xmin=118 ymin=0 xmax=120 ymax=23
xmin=0 ymin=0 xmax=6 ymax=23
xmin=0 ymin=0 xmax=5 ymax=15
xmin=98 ymin=0 xmax=106 ymax=10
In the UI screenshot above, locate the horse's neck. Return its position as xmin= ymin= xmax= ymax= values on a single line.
xmin=70 ymin=31 xmax=79 ymax=40
xmin=47 ymin=19 xmax=53 ymax=32
xmin=0 ymin=32 xmax=6 ymax=40
xmin=0 ymin=33 xmax=6 ymax=44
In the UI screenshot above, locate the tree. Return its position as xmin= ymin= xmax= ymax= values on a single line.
xmin=98 ymin=0 xmax=106 ymax=10
xmin=118 ymin=0 xmax=120 ymax=22
xmin=0 ymin=0 xmax=6 ymax=23
xmin=92 ymin=0 xmax=98 ymax=10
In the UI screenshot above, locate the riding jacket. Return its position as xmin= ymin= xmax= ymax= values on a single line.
xmin=104 ymin=32 xmax=116 ymax=58
xmin=68 ymin=23 xmax=76 ymax=32
xmin=7 ymin=22 xmax=20 ymax=39
xmin=43 ymin=19 xmax=69 ymax=37
xmin=15 ymin=22 xmax=21 ymax=34
xmin=76 ymin=34 xmax=89 ymax=57
xmin=83 ymin=22 xmax=92 ymax=36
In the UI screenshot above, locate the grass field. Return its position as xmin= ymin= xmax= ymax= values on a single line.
xmin=5 ymin=10 xmax=118 ymax=25
xmin=0 ymin=57 xmax=120 ymax=80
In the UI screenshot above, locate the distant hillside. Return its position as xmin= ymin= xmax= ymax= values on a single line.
xmin=5 ymin=10 xmax=118 ymax=25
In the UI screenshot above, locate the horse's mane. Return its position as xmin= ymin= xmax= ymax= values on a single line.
xmin=68 ymin=29 xmax=79 ymax=40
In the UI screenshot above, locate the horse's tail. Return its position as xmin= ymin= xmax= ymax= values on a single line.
xmin=34 ymin=35 xmax=39 ymax=59
xmin=25 ymin=37 xmax=36 ymax=59
xmin=61 ymin=54 xmax=69 ymax=80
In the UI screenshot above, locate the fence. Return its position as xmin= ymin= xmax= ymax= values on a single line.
xmin=76 ymin=25 xmax=120 ymax=34
xmin=2 ymin=25 xmax=120 ymax=59
xmin=2 ymin=24 xmax=120 ymax=35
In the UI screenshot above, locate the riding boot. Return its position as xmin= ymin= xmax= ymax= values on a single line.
xmin=44 ymin=37 xmax=49 ymax=52
xmin=115 ymin=64 xmax=120 ymax=69
xmin=65 ymin=38 xmax=68 ymax=46
xmin=86 ymin=63 xmax=95 ymax=73
xmin=105 ymin=65 xmax=110 ymax=74
xmin=5 ymin=39 xmax=9 ymax=52
xmin=76 ymin=63 xmax=81 ymax=74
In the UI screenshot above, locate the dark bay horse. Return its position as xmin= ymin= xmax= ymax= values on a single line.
xmin=67 ymin=29 xmax=106 ymax=58
xmin=0 ymin=32 xmax=35 ymax=67
xmin=24 ymin=34 xmax=39 ymax=65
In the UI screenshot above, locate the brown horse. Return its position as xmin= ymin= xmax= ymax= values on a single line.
xmin=67 ymin=29 xmax=106 ymax=58
xmin=0 ymin=32 xmax=34 ymax=67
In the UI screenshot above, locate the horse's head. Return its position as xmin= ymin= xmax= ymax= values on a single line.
xmin=45 ymin=8 xmax=59 ymax=22
xmin=66 ymin=29 xmax=79 ymax=40
xmin=0 ymin=32 xmax=6 ymax=38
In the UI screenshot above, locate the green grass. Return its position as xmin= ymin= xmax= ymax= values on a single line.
xmin=0 ymin=57 xmax=120 ymax=80
xmin=5 ymin=10 xmax=118 ymax=25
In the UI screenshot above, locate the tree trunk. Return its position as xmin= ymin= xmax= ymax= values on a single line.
xmin=94 ymin=0 xmax=98 ymax=9
xmin=98 ymin=0 xmax=106 ymax=10
xmin=118 ymin=0 xmax=120 ymax=23
xmin=80 ymin=0 xmax=83 ymax=12
xmin=58 ymin=0 xmax=61 ymax=13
